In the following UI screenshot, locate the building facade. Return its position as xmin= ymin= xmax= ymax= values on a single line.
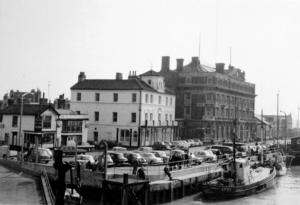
xmin=263 ymin=114 xmax=293 ymax=140
xmin=70 ymin=72 xmax=178 ymax=147
xmin=0 ymin=104 xmax=88 ymax=148
xmin=159 ymin=56 xmax=256 ymax=143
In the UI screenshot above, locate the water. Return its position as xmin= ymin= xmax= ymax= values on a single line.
xmin=165 ymin=166 xmax=300 ymax=205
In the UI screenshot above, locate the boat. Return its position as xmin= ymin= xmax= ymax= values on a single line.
xmin=201 ymin=157 xmax=276 ymax=198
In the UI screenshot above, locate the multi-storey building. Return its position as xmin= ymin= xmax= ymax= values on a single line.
xmin=70 ymin=71 xmax=178 ymax=147
xmin=54 ymin=94 xmax=70 ymax=109
xmin=159 ymin=56 xmax=256 ymax=143
xmin=0 ymin=104 xmax=88 ymax=148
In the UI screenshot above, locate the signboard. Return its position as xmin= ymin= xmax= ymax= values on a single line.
xmin=34 ymin=116 xmax=42 ymax=132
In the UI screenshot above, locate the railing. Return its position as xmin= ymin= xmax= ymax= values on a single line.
xmin=41 ymin=169 xmax=55 ymax=205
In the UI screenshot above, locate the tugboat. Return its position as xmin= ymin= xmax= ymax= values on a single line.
xmin=202 ymin=116 xmax=276 ymax=198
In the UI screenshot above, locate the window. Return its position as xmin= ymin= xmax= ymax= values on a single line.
xmin=12 ymin=115 xmax=18 ymax=127
xmin=148 ymin=79 xmax=152 ymax=85
xmin=94 ymin=111 xmax=99 ymax=121
xmin=169 ymin=114 xmax=172 ymax=121
xmin=145 ymin=94 xmax=148 ymax=103
xmin=131 ymin=113 xmax=136 ymax=123
xmin=150 ymin=95 xmax=153 ymax=103
xmin=113 ymin=93 xmax=118 ymax=102
xmin=132 ymin=93 xmax=137 ymax=102
xmin=95 ymin=93 xmax=100 ymax=102
xmin=43 ymin=116 xmax=52 ymax=128
xmin=150 ymin=113 xmax=153 ymax=121
xmin=158 ymin=113 xmax=161 ymax=121
xmin=76 ymin=111 xmax=80 ymax=114
xmin=159 ymin=96 xmax=161 ymax=104
xmin=62 ymin=120 xmax=83 ymax=133
xmin=113 ymin=112 xmax=118 ymax=122
xmin=170 ymin=97 xmax=173 ymax=106
xmin=166 ymin=97 xmax=168 ymax=106
xmin=165 ymin=114 xmax=168 ymax=121
xmin=93 ymin=132 xmax=98 ymax=142
xmin=145 ymin=113 xmax=148 ymax=121
xmin=0 ymin=114 xmax=2 ymax=122
xmin=186 ymin=93 xmax=191 ymax=100
xmin=133 ymin=131 xmax=138 ymax=142
xmin=77 ymin=93 xmax=81 ymax=101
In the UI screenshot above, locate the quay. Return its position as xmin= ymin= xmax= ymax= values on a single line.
xmin=0 ymin=158 xmax=222 ymax=204
xmin=0 ymin=164 xmax=45 ymax=205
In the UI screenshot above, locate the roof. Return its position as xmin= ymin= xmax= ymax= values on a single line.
xmin=56 ymin=109 xmax=89 ymax=120
xmin=0 ymin=104 xmax=59 ymax=116
xmin=182 ymin=60 xmax=215 ymax=73
xmin=139 ymin=70 xmax=162 ymax=76
xmin=255 ymin=114 xmax=271 ymax=126
xmin=71 ymin=78 xmax=159 ymax=93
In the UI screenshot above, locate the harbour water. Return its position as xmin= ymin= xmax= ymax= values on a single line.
xmin=164 ymin=166 xmax=300 ymax=205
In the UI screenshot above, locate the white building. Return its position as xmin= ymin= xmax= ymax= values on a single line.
xmin=0 ymin=104 xmax=88 ymax=148
xmin=70 ymin=71 xmax=178 ymax=147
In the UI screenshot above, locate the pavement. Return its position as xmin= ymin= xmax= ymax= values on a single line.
xmin=0 ymin=165 xmax=45 ymax=205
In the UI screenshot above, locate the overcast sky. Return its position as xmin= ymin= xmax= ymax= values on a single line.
xmin=1 ymin=0 xmax=300 ymax=124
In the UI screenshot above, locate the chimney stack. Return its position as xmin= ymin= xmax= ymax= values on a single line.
xmin=78 ymin=72 xmax=86 ymax=83
xmin=116 ymin=72 xmax=123 ymax=80
xmin=215 ymin=63 xmax=225 ymax=74
xmin=176 ymin=58 xmax=184 ymax=72
xmin=161 ymin=56 xmax=170 ymax=72
xmin=191 ymin=56 xmax=200 ymax=67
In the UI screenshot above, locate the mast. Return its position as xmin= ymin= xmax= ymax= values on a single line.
xmin=277 ymin=92 xmax=279 ymax=148
xmin=261 ymin=110 xmax=264 ymax=164
xmin=232 ymin=98 xmax=238 ymax=185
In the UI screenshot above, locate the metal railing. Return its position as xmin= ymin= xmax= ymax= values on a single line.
xmin=41 ymin=169 xmax=55 ymax=205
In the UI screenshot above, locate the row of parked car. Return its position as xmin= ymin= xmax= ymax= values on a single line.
xmin=153 ymin=139 xmax=204 ymax=150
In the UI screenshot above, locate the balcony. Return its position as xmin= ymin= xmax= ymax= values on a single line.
xmin=141 ymin=120 xmax=178 ymax=127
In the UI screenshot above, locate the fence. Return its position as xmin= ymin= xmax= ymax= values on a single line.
xmin=41 ymin=168 xmax=55 ymax=205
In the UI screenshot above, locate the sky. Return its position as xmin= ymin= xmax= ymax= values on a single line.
xmin=1 ymin=0 xmax=300 ymax=125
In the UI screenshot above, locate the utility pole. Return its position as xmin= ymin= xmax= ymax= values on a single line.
xmin=298 ymin=107 xmax=299 ymax=137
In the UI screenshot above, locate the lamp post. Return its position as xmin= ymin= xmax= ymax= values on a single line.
xmin=19 ymin=92 xmax=30 ymax=161
xmin=280 ymin=110 xmax=287 ymax=152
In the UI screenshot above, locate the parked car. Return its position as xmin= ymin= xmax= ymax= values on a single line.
xmin=210 ymin=148 xmax=226 ymax=160
xmin=138 ymin=146 xmax=153 ymax=152
xmin=189 ymin=153 xmax=203 ymax=164
xmin=0 ymin=145 xmax=17 ymax=159
xmin=76 ymin=154 xmax=96 ymax=165
xmin=139 ymin=152 xmax=163 ymax=164
xmin=123 ymin=152 xmax=147 ymax=165
xmin=186 ymin=139 xmax=197 ymax=147
xmin=26 ymin=148 xmax=52 ymax=163
xmin=194 ymin=150 xmax=217 ymax=162
xmin=153 ymin=142 xmax=171 ymax=150
xmin=108 ymin=151 xmax=128 ymax=166
xmin=193 ymin=139 xmax=203 ymax=146
xmin=152 ymin=151 xmax=169 ymax=163
xmin=111 ymin=146 xmax=127 ymax=152
xmin=61 ymin=146 xmax=86 ymax=156
xmin=95 ymin=154 xmax=114 ymax=167
xmin=172 ymin=141 xmax=189 ymax=150
xmin=164 ymin=141 xmax=175 ymax=149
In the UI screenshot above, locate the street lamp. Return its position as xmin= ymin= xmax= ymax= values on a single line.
xmin=19 ymin=92 xmax=30 ymax=161
xmin=280 ymin=110 xmax=287 ymax=152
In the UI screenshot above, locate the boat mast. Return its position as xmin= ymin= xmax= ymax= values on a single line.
xmin=277 ymin=92 xmax=279 ymax=148
xmin=233 ymin=98 xmax=238 ymax=185
xmin=261 ymin=109 xmax=264 ymax=164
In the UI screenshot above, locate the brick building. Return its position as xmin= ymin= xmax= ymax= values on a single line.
xmin=159 ymin=56 xmax=257 ymax=143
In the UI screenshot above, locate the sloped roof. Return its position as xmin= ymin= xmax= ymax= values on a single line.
xmin=255 ymin=114 xmax=271 ymax=126
xmin=0 ymin=104 xmax=59 ymax=116
xmin=71 ymin=78 xmax=157 ymax=92
xmin=139 ymin=70 xmax=161 ymax=76
xmin=182 ymin=60 xmax=215 ymax=73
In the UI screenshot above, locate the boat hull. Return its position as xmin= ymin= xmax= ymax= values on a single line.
xmin=202 ymin=168 xmax=276 ymax=198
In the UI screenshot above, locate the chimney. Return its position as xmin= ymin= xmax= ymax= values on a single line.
xmin=161 ymin=56 xmax=170 ymax=72
xmin=176 ymin=58 xmax=184 ymax=72
xmin=116 ymin=72 xmax=123 ymax=80
xmin=78 ymin=72 xmax=86 ymax=83
xmin=191 ymin=56 xmax=200 ymax=67
xmin=215 ymin=63 xmax=225 ymax=74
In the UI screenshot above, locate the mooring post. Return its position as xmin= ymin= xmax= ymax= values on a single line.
xmin=121 ymin=173 xmax=128 ymax=205
xmin=181 ymin=180 xmax=185 ymax=197
xmin=144 ymin=183 xmax=149 ymax=205
xmin=169 ymin=181 xmax=174 ymax=202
